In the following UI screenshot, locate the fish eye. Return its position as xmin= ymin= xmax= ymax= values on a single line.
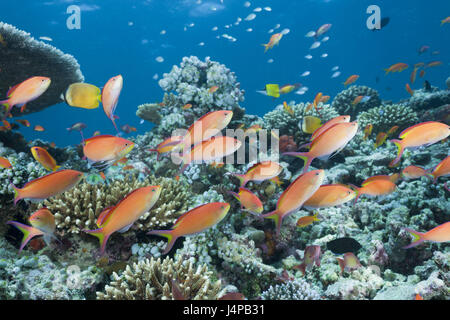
xmin=315 ymin=172 xmax=319 ymax=176
xmin=152 ymin=188 xmax=156 ymax=192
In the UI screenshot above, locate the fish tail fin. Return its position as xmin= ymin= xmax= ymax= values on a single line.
xmin=262 ymin=210 xmax=282 ymax=235
xmin=348 ymin=184 xmax=362 ymax=204
xmin=282 ymin=152 xmax=312 ymax=173
xmin=227 ymin=190 xmax=240 ymax=202
xmin=111 ymin=118 xmax=119 ymax=134
xmin=9 ymin=182 xmax=21 ymax=205
xmin=83 ymin=228 xmax=110 ymax=255
xmin=403 ymin=228 xmax=426 ymax=249
xmin=147 ymin=230 xmax=177 ymax=255
xmin=261 ymin=43 xmax=269 ymax=53
xmin=389 ymin=139 xmax=404 ymax=167
xmin=231 ymin=173 xmax=247 ymax=187
xmin=6 ymin=221 xmax=43 ymax=253
xmin=298 ymin=142 xmax=312 ymax=150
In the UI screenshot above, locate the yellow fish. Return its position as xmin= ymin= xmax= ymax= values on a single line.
xmin=265 ymin=84 xmax=280 ymax=98
xmin=301 ymin=116 xmax=322 ymax=134
xmin=62 ymin=83 xmax=102 ymax=109
xmin=283 ymin=101 xmax=294 ymax=116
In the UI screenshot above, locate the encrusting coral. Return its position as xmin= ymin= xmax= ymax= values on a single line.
xmin=32 ymin=174 xmax=192 ymax=234
xmin=96 ymin=256 xmax=224 ymax=300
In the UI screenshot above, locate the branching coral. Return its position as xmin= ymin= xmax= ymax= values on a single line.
xmin=356 ymin=104 xmax=419 ymax=133
xmin=260 ymin=278 xmax=321 ymax=300
xmin=331 ymin=85 xmax=381 ymax=117
xmin=96 ymin=256 xmax=224 ymax=300
xmin=32 ymin=175 xmax=192 ymax=234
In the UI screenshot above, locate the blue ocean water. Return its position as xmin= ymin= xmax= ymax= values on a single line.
xmin=0 ymin=0 xmax=449 ymax=146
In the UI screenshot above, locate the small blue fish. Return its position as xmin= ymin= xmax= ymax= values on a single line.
xmin=361 ymin=96 xmax=371 ymax=103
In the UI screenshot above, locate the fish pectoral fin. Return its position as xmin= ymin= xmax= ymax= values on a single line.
xmin=117 ymin=223 xmax=134 ymax=233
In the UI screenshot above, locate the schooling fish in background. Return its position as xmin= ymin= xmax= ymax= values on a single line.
xmin=121 ymin=124 xmax=137 ymax=134
xmin=67 ymin=122 xmax=87 ymax=143
xmin=384 ymin=63 xmax=409 ymax=75
xmin=102 ymin=75 xmax=123 ymax=133
xmin=7 ymin=208 xmax=58 ymax=253
xmin=148 ymin=202 xmax=231 ymax=254
xmin=62 ymin=83 xmax=102 ymax=109
xmin=401 ymin=165 xmax=433 ymax=181
xmin=230 ymin=161 xmax=283 ymax=187
xmin=15 ymin=119 xmax=30 ymax=127
xmin=327 ymin=237 xmax=362 ymax=255
xmin=389 ymin=121 xmax=449 ymax=167
xmin=10 ymin=169 xmax=83 ymax=204
xmin=262 ymin=170 xmax=325 ymax=235
xmin=85 ymin=186 xmax=162 ymax=255
xmin=303 ymin=184 xmax=356 ymax=209
xmin=0 ymin=76 xmax=51 ymax=118
xmin=296 ymin=212 xmax=320 ymax=228
xmin=30 ymin=146 xmax=61 ymax=172
xmin=305 ymin=23 xmax=332 ymax=39
xmin=403 ymin=222 xmax=450 ymax=249
xmin=343 ymin=75 xmax=359 ymax=86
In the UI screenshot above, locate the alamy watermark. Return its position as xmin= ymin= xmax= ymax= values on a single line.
xmin=66 ymin=5 xmax=81 ymax=30
xmin=366 ymin=5 xmax=382 ymax=30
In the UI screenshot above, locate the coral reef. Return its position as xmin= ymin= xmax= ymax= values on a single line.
xmin=260 ymin=278 xmax=321 ymax=300
xmin=331 ymin=85 xmax=381 ymax=117
xmin=0 ymin=22 xmax=84 ymax=117
xmin=356 ymin=103 xmax=419 ymax=133
xmin=96 ymin=256 xmax=224 ymax=300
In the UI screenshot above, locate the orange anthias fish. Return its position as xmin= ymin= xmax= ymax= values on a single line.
xmin=262 ymin=170 xmax=325 ymax=235
xmin=415 ymin=294 xmax=423 ymax=300
xmin=284 ymin=122 xmax=358 ymax=173
xmin=405 ymin=83 xmax=414 ymax=96
xmin=410 ymin=67 xmax=418 ymax=84
xmin=384 ymin=63 xmax=409 ymax=74
xmin=148 ymin=202 xmax=231 ymax=254
xmin=209 ymin=86 xmax=219 ymax=94
xmin=228 ymin=187 xmax=263 ymax=215
xmin=429 ymin=155 xmax=450 ymax=182
xmin=0 ymin=156 xmax=12 ymax=169
xmin=343 ymin=75 xmax=359 ymax=86
xmin=85 ymin=186 xmax=162 ymax=254
xmin=310 ymin=115 xmax=351 ymax=142
xmin=0 ymin=76 xmax=51 ymax=117
xmin=31 ymin=147 xmax=61 ymax=172
xmin=374 ymin=132 xmax=388 ymax=149
xmin=363 ymin=124 xmax=373 ymax=140
xmin=352 ymin=175 xmax=397 ymax=203
xmin=296 ymin=212 xmax=320 ymax=228
xmin=231 ymin=161 xmax=283 ymax=187
xmin=419 ymin=69 xmax=426 ymax=78
xmin=293 ymin=245 xmax=321 ymax=275
xmin=389 ymin=121 xmax=449 ymax=167
xmin=336 ymin=253 xmax=362 ymax=274
xmin=174 ymin=110 xmax=234 ymax=153
xmin=10 ymin=169 xmax=83 ymax=204
xmin=387 ymin=125 xmax=399 ymax=136
xmin=182 ymin=103 xmax=192 ymax=110
xmin=102 ymin=75 xmax=123 ymax=133
xmin=352 ymin=95 xmax=364 ymax=105
xmin=178 ymin=136 xmax=241 ymax=174
xmin=403 ymin=221 xmax=450 ymax=249
xmin=15 ymin=119 xmax=30 ymax=127
xmin=148 ymin=136 xmax=183 ymax=160
xmin=262 ymin=33 xmax=283 ymax=52
xmin=441 ymin=16 xmax=450 ymax=26
xmin=303 ymin=184 xmax=356 ymax=209
xmin=313 ymin=92 xmax=323 ymax=108
xmin=401 ymin=165 xmax=432 ymax=180
xmin=425 ymin=61 xmax=442 ymax=68
xmin=34 ymin=125 xmax=45 ymax=132
xmin=320 ymin=95 xmax=330 ymax=104
xmin=7 ymin=208 xmax=57 ymax=253
xmin=83 ymin=135 xmax=135 ymax=167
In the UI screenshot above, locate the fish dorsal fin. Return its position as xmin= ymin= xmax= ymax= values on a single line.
xmin=84 ymin=134 xmax=116 ymax=145
xmin=173 ymin=203 xmax=210 ymax=229
xmin=7 ymin=83 xmax=21 ymax=97
xmin=362 ymin=175 xmax=391 ymax=186
xmin=399 ymin=121 xmax=437 ymax=139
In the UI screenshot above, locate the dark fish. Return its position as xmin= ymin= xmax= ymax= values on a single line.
xmin=327 ymin=237 xmax=362 ymax=255
xmin=424 ymin=80 xmax=432 ymax=92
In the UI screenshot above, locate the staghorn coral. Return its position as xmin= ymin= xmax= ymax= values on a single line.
xmin=0 ymin=22 xmax=84 ymax=117
xmin=331 ymin=85 xmax=381 ymax=117
xmin=356 ymin=104 xmax=419 ymax=133
xmin=32 ymin=175 xmax=192 ymax=234
xmin=96 ymin=256 xmax=224 ymax=300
